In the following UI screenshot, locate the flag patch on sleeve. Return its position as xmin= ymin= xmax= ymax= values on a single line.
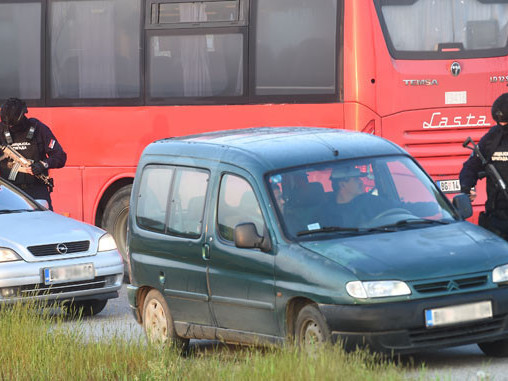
xmin=49 ymin=139 xmax=55 ymax=149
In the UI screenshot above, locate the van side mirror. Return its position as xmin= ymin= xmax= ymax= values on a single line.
xmin=234 ymin=223 xmax=272 ymax=252
xmin=453 ymin=193 xmax=473 ymax=219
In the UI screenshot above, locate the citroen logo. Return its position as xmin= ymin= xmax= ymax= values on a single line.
xmin=447 ymin=280 xmax=460 ymax=292
xmin=56 ymin=243 xmax=68 ymax=254
xmin=450 ymin=62 xmax=461 ymax=77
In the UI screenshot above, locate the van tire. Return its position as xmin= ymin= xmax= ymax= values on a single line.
xmin=142 ymin=289 xmax=189 ymax=352
xmin=102 ymin=185 xmax=132 ymax=266
xmin=295 ymin=304 xmax=331 ymax=346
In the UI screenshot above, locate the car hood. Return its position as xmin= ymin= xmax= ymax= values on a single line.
xmin=298 ymin=222 xmax=508 ymax=281
xmin=0 ymin=211 xmax=104 ymax=252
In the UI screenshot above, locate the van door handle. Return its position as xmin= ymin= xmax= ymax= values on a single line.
xmin=202 ymin=243 xmax=210 ymax=260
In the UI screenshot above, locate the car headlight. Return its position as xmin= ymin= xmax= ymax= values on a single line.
xmin=493 ymin=264 xmax=508 ymax=284
xmin=98 ymin=233 xmax=117 ymax=252
xmin=0 ymin=248 xmax=22 ymax=263
xmin=346 ymin=280 xmax=411 ymax=299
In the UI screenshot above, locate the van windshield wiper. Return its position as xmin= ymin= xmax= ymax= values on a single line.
xmin=378 ymin=218 xmax=451 ymax=230
xmin=297 ymin=225 xmax=396 ymax=237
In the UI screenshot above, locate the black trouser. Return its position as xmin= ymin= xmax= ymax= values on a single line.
xmin=17 ymin=183 xmax=53 ymax=210
xmin=479 ymin=212 xmax=508 ymax=240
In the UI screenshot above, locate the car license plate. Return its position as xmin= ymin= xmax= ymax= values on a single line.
xmin=436 ymin=179 xmax=461 ymax=193
xmin=425 ymin=301 xmax=492 ymax=328
xmin=43 ymin=263 xmax=95 ymax=285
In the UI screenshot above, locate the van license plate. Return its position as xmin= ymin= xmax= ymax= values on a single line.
xmin=43 ymin=263 xmax=95 ymax=285
xmin=425 ymin=301 xmax=492 ymax=328
xmin=437 ymin=179 xmax=461 ymax=193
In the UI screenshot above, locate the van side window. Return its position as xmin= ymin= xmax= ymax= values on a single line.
xmin=167 ymin=168 xmax=209 ymax=237
xmin=136 ymin=166 xmax=174 ymax=233
xmin=217 ymin=174 xmax=265 ymax=242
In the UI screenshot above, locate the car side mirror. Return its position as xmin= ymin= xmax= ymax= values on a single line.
xmin=453 ymin=193 xmax=473 ymax=219
xmin=35 ymin=199 xmax=49 ymax=209
xmin=234 ymin=223 xmax=272 ymax=252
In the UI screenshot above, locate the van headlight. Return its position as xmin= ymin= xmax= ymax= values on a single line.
xmin=98 ymin=233 xmax=117 ymax=252
xmin=493 ymin=264 xmax=508 ymax=284
xmin=0 ymin=248 xmax=22 ymax=262
xmin=346 ymin=280 xmax=411 ymax=299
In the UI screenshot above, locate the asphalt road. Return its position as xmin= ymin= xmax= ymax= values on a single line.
xmin=60 ymin=284 xmax=508 ymax=381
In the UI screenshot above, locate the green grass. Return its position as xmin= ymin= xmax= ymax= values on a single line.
xmin=0 ymin=301 xmax=413 ymax=381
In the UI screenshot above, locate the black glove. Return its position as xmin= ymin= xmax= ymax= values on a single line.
xmin=31 ymin=162 xmax=45 ymax=176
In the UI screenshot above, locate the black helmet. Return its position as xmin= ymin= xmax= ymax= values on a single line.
xmin=491 ymin=93 xmax=508 ymax=124
xmin=0 ymin=98 xmax=27 ymax=127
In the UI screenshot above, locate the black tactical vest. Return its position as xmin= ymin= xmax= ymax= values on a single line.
xmin=0 ymin=119 xmax=40 ymax=186
xmin=487 ymin=131 xmax=508 ymax=217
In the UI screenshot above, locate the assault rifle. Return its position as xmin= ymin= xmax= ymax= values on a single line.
xmin=463 ymin=137 xmax=508 ymax=200
xmin=0 ymin=145 xmax=54 ymax=191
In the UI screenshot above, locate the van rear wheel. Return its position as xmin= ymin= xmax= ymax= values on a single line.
xmin=295 ymin=304 xmax=331 ymax=347
xmin=142 ymin=289 xmax=189 ymax=352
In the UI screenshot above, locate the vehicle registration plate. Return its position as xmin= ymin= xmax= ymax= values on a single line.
xmin=43 ymin=263 xmax=95 ymax=285
xmin=436 ymin=179 xmax=461 ymax=193
xmin=425 ymin=301 xmax=492 ymax=328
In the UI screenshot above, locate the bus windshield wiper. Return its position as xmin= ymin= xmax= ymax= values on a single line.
xmin=297 ymin=225 xmax=396 ymax=237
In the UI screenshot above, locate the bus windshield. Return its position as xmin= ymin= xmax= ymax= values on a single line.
xmin=377 ymin=0 xmax=508 ymax=58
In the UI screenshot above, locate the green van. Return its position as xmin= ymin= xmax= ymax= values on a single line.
xmin=127 ymin=127 xmax=508 ymax=355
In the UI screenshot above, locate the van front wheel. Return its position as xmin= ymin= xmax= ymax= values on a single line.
xmin=142 ymin=289 xmax=189 ymax=351
xmin=295 ymin=304 xmax=331 ymax=346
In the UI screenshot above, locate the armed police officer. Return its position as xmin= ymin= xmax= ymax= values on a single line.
xmin=460 ymin=93 xmax=508 ymax=239
xmin=0 ymin=98 xmax=66 ymax=210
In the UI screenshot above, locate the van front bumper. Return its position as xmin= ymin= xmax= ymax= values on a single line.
xmin=319 ymin=287 xmax=508 ymax=354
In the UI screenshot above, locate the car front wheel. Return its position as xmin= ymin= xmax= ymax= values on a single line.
xmin=478 ymin=339 xmax=508 ymax=357
xmin=66 ymin=299 xmax=108 ymax=317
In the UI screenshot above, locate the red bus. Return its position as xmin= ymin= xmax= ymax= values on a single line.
xmin=1 ymin=0 xmax=507 ymax=261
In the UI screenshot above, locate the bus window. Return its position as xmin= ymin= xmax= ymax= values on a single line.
xmin=255 ymin=0 xmax=338 ymax=96
xmin=148 ymin=32 xmax=244 ymax=98
xmin=0 ymin=2 xmax=41 ymax=100
xmin=156 ymin=1 xmax=240 ymax=24
xmin=377 ymin=0 xmax=508 ymax=58
xmin=49 ymin=0 xmax=141 ymax=99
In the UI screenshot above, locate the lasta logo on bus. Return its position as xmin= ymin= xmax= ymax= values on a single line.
xmin=423 ymin=112 xmax=490 ymax=129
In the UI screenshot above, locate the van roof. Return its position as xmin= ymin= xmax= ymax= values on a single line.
xmin=143 ymin=127 xmax=406 ymax=170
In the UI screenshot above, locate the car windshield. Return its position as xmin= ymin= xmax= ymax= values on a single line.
xmin=0 ymin=181 xmax=39 ymax=213
xmin=267 ymin=155 xmax=458 ymax=239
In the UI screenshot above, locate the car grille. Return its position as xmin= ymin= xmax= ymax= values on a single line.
xmin=409 ymin=316 xmax=506 ymax=346
xmin=412 ymin=275 xmax=488 ymax=294
xmin=27 ymin=240 xmax=90 ymax=256
xmin=14 ymin=276 xmax=107 ymax=297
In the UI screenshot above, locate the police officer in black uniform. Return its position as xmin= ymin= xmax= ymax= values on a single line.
xmin=460 ymin=92 xmax=508 ymax=239
xmin=0 ymin=98 xmax=66 ymax=210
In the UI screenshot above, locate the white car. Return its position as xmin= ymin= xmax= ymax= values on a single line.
xmin=0 ymin=178 xmax=124 ymax=315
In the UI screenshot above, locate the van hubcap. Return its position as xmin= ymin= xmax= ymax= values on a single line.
xmin=145 ymin=299 xmax=168 ymax=343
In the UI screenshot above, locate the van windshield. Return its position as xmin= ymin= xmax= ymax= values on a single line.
xmin=376 ymin=0 xmax=508 ymax=59
xmin=267 ymin=155 xmax=458 ymax=239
